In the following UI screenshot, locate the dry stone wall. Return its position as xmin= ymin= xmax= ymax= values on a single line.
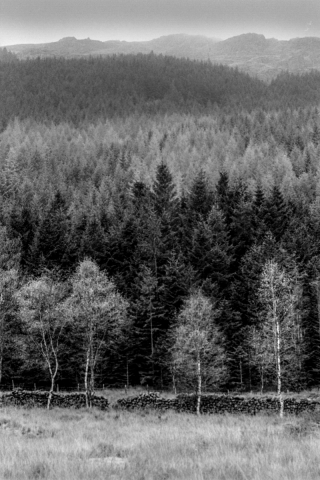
xmin=113 ymin=392 xmax=320 ymax=416
xmin=1 ymin=390 xmax=320 ymax=415
xmin=0 ymin=390 xmax=109 ymax=410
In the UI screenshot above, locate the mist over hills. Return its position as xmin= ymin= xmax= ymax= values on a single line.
xmin=5 ymin=33 xmax=320 ymax=81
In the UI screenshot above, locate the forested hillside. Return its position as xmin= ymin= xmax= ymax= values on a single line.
xmin=0 ymin=54 xmax=320 ymax=394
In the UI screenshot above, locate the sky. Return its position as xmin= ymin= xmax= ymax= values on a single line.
xmin=1 ymin=0 xmax=319 ymax=46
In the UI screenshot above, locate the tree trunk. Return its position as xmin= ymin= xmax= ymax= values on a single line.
xmin=150 ymin=303 xmax=155 ymax=384
xmin=275 ymin=319 xmax=284 ymax=417
xmin=89 ymin=360 xmax=95 ymax=409
xmin=47 ymin=351 xmax=59 ymax=410
xmin=84 ymin=347 xmax=90 ymax=408
xmin=196 ymin=352 xmax=201 ymax=416
xmin=126 ymin=355 xmax=129 ymax=388
xmin=172 ymin=371 xmax=177 ymax=395
xmin=260 ymin=366 xmax=264 ymax=394
xmin=47 ymin=367 xmax=57 ymax=409
xmin=248 ymin=349 xmax=252 ymax=391
xmin=47 ymin=375 xmax=55 ymax=410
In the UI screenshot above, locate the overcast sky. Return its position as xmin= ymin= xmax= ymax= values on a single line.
xmin=1 ymin=0 xmax=319 ymax=46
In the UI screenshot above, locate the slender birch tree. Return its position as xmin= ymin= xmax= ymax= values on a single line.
xmin=171 ymin=290 xmax=226 ymax=415
xmin=66 ymin=259 xmax=128 ymax=408
xmin=16 ymin=275 xmax=67 ymax=409
xmin=259 ymin=260 xmax=304 ymax=417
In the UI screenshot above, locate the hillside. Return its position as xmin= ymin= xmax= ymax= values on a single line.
xmin=1 ymin=54 xmax=320 ymax=129
xmin=5 ymin=33 xmax=320 ymax=81
xmin=5 ymin=34 xmax=220 ymax=61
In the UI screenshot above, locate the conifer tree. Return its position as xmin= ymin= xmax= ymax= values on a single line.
xmin=0 ymin=269 xmax=19 ymax=385
xmin=152 ymin=162 xmax=179 ymax=217
xmin=9 ymin=205 xmax=35 ymax=273
xmin=31 ymin=192 xmax=68 ymax=273
xmin=151 ymin=162 xmax=180 ymax=261
xmin=251 ymin=184 xmax=267 ymax=242
xmin=190 ymin=206 xmax=233 ymax=295
xmin=216 ymin=171 xmax=231 ymax=223
xmin=188 ymin=170 xmax=214 ymax=222
xmin=264 ymin=186 xmax=291 ymax=241
xmin=129 ymin=265 xmax=165 ymax=386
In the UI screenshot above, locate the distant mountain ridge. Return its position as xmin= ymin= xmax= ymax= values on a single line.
xmin=5 ymin=33 xmax=320 ymax=81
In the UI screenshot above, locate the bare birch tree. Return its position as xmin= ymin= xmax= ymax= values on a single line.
xmin=16 ymin=275 xmax=67 ymax=409
xmin=65 ymin=259 xmax=128 ymax=408
xmin=171 ymin=290 xmax=226 ymax=415
xmin=259 ymin=260 xmax=304 ymax=417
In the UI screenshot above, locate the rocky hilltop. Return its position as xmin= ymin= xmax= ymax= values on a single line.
xmin=5 ymin=33 xmax=320 ymax=81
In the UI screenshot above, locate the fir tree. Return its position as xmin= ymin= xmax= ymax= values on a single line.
xmin=264 ymin=186 xmax=291 ymax=241
xmin=188 ymin=170 xmax=214 ymax=222
xmin=30 ymin=192 xmax=68 ymax=273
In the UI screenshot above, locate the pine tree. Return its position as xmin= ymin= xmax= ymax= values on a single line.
xmin=216 ymin=171 xmax=231 ymax=224
xmin=264 ymin=186 xmax=291 ymax=241
xmin=190 ymin=206 xmax=233 ymax=295
xmin=151 ymin=162 xmax=180 ymax=262
xmin=9 ymin=205 xmax=35 ymax=273
xmin=152 ymin=162 xmax=179 ymax=217
xmin=0 ymin=269 xmax=19 ymax=385
xmin=30 ymin=192 xmax=68 ymax=273
xmin=103 ymin=215 xmax=139 ymax=297
xmin=129 ymin=266 xmax=165 ymax=387
xmin=188 ymin=170 xmax=214 ymax=222
xmin=160 ymin=252 xmax=196 ymax=320
xmin=251 ymin=184 xmax=267 ymax=242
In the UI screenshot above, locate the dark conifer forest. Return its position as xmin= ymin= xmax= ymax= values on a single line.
xmin=1 ymin=52 xmax=320 ymax=393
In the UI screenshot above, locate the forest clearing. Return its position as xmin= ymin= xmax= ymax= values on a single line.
xmin=1 ymin=402 xmax=320 ymax=480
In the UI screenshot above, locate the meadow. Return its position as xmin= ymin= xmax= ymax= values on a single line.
xmin=0 ymin=399 xmax=320 ymax=480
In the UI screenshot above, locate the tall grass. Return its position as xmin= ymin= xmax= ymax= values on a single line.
xmin=0 ymin=406 xmax=319 ymax=479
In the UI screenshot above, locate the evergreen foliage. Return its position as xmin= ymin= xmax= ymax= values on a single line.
xmin=0 ymin=53 xmax=319 ymax=392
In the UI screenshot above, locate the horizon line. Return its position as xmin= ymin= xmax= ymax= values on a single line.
xmin=3 ymin=31 xmax=320 ymax=48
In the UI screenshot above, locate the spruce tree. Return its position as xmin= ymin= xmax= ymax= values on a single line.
xmin=264 ymin=186 xmax=291 ymax=241
xmin=190 ymin=206 xmax=233 ymax=296
xmin=30 ymin=192 xmax=68 ymax=273
xmin=152 ymin=161 xmax=179 ymax=217
xmin=129 ymin=266 xmax=165 ymax=387
xmin=188 ymin=170 xmax=214 ymax=222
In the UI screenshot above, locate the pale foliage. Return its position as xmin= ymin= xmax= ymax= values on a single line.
xmin=172 ymin=291 xmax=226 ymax=398
xmin=16 ymin=276 xmax=67 ymax=408
xmin=65 ymin=259 xmax=129 ymax=406
xmin=258 ymin=260 xmax=305 ymax=415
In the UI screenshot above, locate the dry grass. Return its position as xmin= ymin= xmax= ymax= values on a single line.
xmin=0 ymin=405 xmax=319 ymax=480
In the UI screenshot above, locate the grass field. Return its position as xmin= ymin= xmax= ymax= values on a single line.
xmin=0 ymin=403 xmax=320 ymax=480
